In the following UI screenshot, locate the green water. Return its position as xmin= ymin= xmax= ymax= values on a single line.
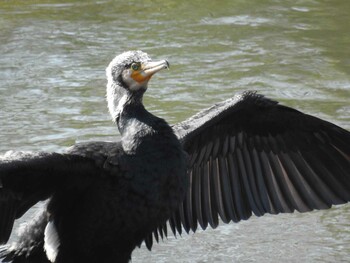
xmin=0 ymin=0 xmax=349 ymax=262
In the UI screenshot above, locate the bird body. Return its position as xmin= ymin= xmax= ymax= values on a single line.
xmin=0 ymin=51 xmax=187 ymax=263
xmin=0 ymin=51 xmax=349 ymax=263
xmin=48 ymin=117 xmax=187 ymax=263
xmin=49 ymin=117 xmax=187 ymax=263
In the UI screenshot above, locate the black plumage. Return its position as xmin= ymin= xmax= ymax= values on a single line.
xmin=0 ymin=51 xmax=349 ymax=263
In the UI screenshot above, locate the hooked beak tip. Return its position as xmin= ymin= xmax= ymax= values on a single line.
xmin=165 ymin=60 xmax=170 ymax=69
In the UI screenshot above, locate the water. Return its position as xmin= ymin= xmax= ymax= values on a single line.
xmin=0 ymin=0 xmax=349 ymax=262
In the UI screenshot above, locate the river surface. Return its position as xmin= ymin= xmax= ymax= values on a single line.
xmin=0 ymin=0 xmax=349 ymax=262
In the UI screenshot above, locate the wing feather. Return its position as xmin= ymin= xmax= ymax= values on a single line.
xmin=147 ymin=92 xmax=349 ymax=248
xmin=0 ymin=141 xmax=123 ymax=244
xmin=227 ymin=153 xmax=251 ymax=221
xmin=203 ymin=159 xmax=218 ymax=228
xmin=218 ymin=156 xmax=237 ymax=222
xmin=260 ymin=151 xmax=292 ymax=213
xmin=169 ymin=92 xmax=349 ymax=236
xmin=211 ymin=157 xmax=229 ymax=223
xmin=193 ymin=166 xmax=205 ymax=229
xmin=251 ymin=149 xmax=274 ymax=214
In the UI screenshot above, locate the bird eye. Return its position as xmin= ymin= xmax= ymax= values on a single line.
xmin=131 ymin=63 xmax=140 ymax=71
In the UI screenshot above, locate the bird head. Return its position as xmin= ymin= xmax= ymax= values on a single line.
xmin=106 ymin=51 xmax=169 ymax=121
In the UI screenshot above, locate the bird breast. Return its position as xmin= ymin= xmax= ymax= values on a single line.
xmin=121 ymin=118 xmax=152 ymax=154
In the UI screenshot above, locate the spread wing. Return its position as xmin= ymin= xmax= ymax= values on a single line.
xmin=145 ymin=92 xmax=350 ymax=249
xmin=0 ymin=142 xmax=122 ymax=244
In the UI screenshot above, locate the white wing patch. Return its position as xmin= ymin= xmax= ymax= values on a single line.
xmin=44 ymin=221 xmax=60 ymax=262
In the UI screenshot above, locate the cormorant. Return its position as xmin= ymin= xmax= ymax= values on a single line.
xmin=0 ymin=50 xmax=349 ymax=263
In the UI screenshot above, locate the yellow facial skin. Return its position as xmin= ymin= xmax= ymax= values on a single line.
xmin=130 ymin=60 xmax=169 ymax=84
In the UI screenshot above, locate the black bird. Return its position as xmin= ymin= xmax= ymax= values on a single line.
xmin=0 ymin=50 xmax=349 ymax=263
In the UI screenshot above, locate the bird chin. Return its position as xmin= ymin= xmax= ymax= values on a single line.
xmin=128 ymin=81 xmax=148 ymax=92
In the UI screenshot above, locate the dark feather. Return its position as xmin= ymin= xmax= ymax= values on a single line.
xmin=167 ymin=91 xmax=350 ymax=238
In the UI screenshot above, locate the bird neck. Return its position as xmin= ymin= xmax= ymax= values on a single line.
xmin=107 ymin=82 xmax=145 ymax=123
xmin=117 ymin=99 xmax=148 ymax=134
xmin=118 ymin=98 xmax=176 ymax=155
xmin=113 ymin=92 xmax=157 ymax=154
xmin=107 ymin=84 xmax=173 ymax=154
